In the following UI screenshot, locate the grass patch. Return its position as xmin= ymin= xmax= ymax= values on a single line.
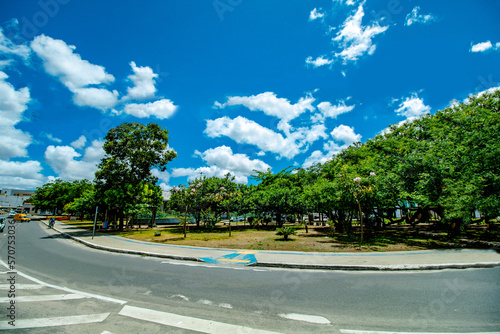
xmin=65 ymin=220 xmax=499 ymax=252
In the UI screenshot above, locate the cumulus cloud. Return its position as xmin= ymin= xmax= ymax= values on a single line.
xmin=0 ymin=71 xmax=32 ymax=159
xmin=330 ymin=124 xmax=361 ymax=144
xmin=405 ymin=6 xmax=437 ymax=26
xmin=115 ymin=99 xmax=177 ymax=119
xmin=172 ymin=146 xmax=270 ymax=184
xmin=394 ymin=93 xmax=431 ymax=119
xmin=309 ymin=8 xmax=325 ymax=21
xmin=303 ymin=125 xmax=361 ymax=167
xmin=307 ymin=3 xmax=388 ymax=69
xmin=205 ymin=116 xmax=302 ymax=159
xmin=124 ymin=61 xmax=158 ymax=100
xmin=470 ymin=41 xmax=500 ymax=53
xmin=333 ymin=5 xmax=389 ymax=63
xmin=313 ymin=100 xmax=355 ymax=122
xmin=0 ymin=160 xmax=45 ymax=189
xmin=305 ymin=56 xmax=334 ymax=68
xmin=214 ymin=91 xmax=315 ymax=122
xmin=71 ymin=135 xmax=87 ymax=149
xmin=31 ymin=34 xmax=115 ymax=91
xmin=0 ymin=28 xmax=30 ymax=60
xmin=72 ymin=87 xmax=119 ymax=110
xmin=44 ymin=140 xmax=105 ymax=181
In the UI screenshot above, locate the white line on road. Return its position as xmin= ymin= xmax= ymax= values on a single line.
xmin=278 ymin=313 xmax=331 ymax=324
xmin=0 ymin=313 xmax=110 ymax=330
xmin=118 ymin=305 xmax=283 ymax=334
xmin=0 ymin=284 xmax=43 ymax=290
xmin=340 ymin=330 xmax=500 ymax=334
xmin=0 ymin=259 xmax=127 ymax=305
xmin=0 ymin=293 xmax=87 ymax=303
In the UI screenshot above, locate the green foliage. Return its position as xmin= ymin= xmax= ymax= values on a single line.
xmin=94 ymin=122 xmax=176 ymax=229
xmin=276 ymin=226 xmax=296 ymax=240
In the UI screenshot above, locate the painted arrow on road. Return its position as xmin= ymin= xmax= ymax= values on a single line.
xmin=200 ymin=251 xmax=257 ymax=265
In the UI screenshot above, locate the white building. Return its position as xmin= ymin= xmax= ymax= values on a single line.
xmin=0 ymin=189 xmax=35 ymax=212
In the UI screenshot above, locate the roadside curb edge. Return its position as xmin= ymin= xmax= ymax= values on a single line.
xmin=41 ymin=221 xmax=500 ymax=271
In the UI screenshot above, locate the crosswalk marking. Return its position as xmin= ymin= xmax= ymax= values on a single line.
xmin=119 ymin=305 xmax=283 ymax=334
xmin=0 ymin=293 xmax=87 ymax=303
xmin=0 ymin=259 xmax=127 ymax=305
xmin=0 ymin=313 xmax=110 ymax=330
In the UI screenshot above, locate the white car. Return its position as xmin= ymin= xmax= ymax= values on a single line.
xmin=230 ymin=216 xmax=245 ymax=222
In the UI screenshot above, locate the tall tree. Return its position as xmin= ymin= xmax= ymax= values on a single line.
xmin=95 ymin=123 xmax=176 ymax=230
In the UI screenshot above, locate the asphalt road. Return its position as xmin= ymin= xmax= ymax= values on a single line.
xmin=1 ymin=219 xmax=499 ymax=333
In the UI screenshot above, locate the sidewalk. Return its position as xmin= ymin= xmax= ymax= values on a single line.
xmin=43 ymin=220 xmax=500 ymax=271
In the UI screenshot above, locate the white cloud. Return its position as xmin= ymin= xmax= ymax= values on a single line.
xmin=215 ymin=92 xmax=315 ymax=122
xmin=394 ymin=93 xmax=431 ymax=119
xmin=152 ymin=168 xmax=171 ymax=186
xmin=172 ymin=146 xmax=271 ymax=185
xmin=44 ymin=140 xmax=104 ymax=181
xmin=314 ymin=100 xmax=354 ymax=122
xmin=196 ymin=145 xmax=270 ymax=176
xmin=124 ymin=61 xmax=158 ymax=100
xmin=330 ymin=124 xmax=361 ymax=145
xmin=82 ymin=140 xmax=105 ymax=163
xmin=302 ymin=124 xmax=361 ymax=168
xmin=0 ymin=28 xmax=30 ymax=60
xmin=405 ymin=6 xmax=436 ymax=26
xmin=0 ymin=71 xmax=32 ymax=159
xmin=116 ymin=99 xmax=177 ymax=119
xmin=40 ymin=132 xmax=62 ymax=143
xmin=333 ymin=4 xmax=389 ymax=63
xmin=71 ymin=135 xmax=87 ymax=149
xmin=205 ymin=116 xmax=302 ymax=159
xmin=31 ymin=34 xmax=115 ymax=91
xmin=305 ymin=56 xmax=334 ymax=68
xmin=0 ymin=160 xmax=43 ymax=179
xmin=470 ymin=41 xmax=500 ymax=53
xmin=309 ymin=8 xmax=325 ymax=21
xmin=303 ymin=150 xmax=331 ymax=168
xmin=72 ymin=87 xmax=119 ymax=110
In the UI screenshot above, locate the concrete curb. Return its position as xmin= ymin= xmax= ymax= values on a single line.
xmin=42 ymin=221 xmax=500 ymax=271
xmin=43 ymin=221 xmax=201 ymax=263
xmin=251 ymin=262 xmax=500 ymax=271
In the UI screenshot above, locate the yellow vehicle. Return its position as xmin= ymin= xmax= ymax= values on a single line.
xmin=13 ymin=213 xmax=30 ymax=222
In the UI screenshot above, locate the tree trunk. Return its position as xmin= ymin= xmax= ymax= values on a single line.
xmin=358 ymin=201 xmax=363 ymax=244
xmin=119 ymin=210 xmax=124 ymax=231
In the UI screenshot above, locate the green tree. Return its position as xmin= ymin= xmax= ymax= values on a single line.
xmin=95 ymin=123 xmax=176 ymax=230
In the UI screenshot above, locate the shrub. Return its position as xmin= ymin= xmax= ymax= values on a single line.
xmin=276 ymin=226 xmax=296 ymax=240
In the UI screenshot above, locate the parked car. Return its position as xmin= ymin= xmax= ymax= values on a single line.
xmin=13 ymin=214 xmax=30 ymax=222
xmin=0 ymin=218 xmax=5 ymax=232
xmin=230 ymin=216 xmax=245 ymax=222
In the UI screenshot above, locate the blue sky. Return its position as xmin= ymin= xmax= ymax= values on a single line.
xmin=0 ymin=0 xmax=499 ymax=191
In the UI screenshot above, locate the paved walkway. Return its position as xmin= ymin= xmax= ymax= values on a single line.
xmin=42 ymin=220 xmax=500 ymax=271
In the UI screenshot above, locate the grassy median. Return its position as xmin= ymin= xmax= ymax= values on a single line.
xmin=65 ymin=219 xmax=499 ymax=252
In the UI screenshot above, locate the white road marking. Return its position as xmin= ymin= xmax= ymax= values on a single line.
xmin=278 ymin=313 xmax=331 ymax=324
xmin=340 ymin=331 xmax=500 ymax=334
xmin=0 ymin=313 xmax=110 ymax=330
xmin=162 ymin=260 xmax=252 ymax=271
xmin=0 ymin=259 xmax=127 ymax=304
xmin=0 ymin=284 xmax=43 ymax=290
xmin=118 ymin=305 xmax=283 ymax=334
xmin=0 ymin=293 xmax=87 ymax=303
